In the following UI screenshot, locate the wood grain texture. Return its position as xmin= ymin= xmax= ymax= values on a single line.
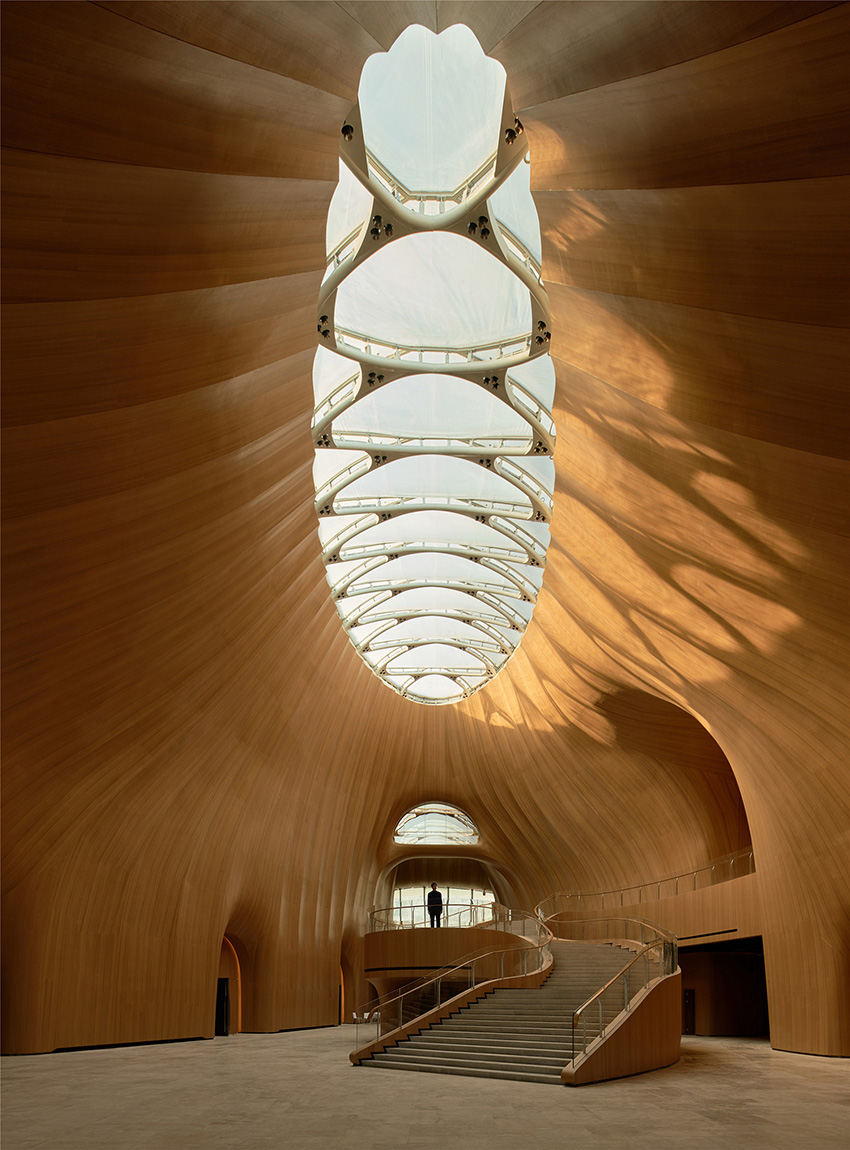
xmin=1 ymin=1 xmax=347 ymax=178
xmin=521 ymin=5 xmax=850 ymax=190
xmin=436 ymin=0 xmax=540 ymax=51
xmin=337 ymin=0 xmax=438 ymax=47
xmin=494 ymin=0 xmax=843 ymax=108
xmin=2 ymin=0 xmax=847 ymax=1060
xmin=1 ymin=150 xmax=332 ymax=302
xmin=93 ymin=1 xmax=382 ymax=98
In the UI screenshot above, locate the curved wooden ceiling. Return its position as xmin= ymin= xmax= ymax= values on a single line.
xmin=2 ymin=1 xmax=847 ymax=1057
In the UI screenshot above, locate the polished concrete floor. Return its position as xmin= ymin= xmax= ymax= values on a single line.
xmin=2 ymin=1028 xmax=848 ymax=1150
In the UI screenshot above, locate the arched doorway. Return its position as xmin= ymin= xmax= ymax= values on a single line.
xmin=216 ymin=936 xmax=242 ymax=1036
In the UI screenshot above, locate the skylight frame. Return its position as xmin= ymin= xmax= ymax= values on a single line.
xmin=313 ymin=25 xmax=555 ymax=705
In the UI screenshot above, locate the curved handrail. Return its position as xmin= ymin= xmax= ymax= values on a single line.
xmin=353 ymin=909 xmax=552 ymax=1051
xmin=536 ymin=847 xmax=755 ymax=918
xmin=546 ymin=915 xmax=679 ymax=1065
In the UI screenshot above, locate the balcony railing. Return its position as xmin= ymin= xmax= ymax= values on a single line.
xmin=369 ymin=900 xmax=513 ymax=932
xmin=536 ymin=847 xmax=755 ymax=919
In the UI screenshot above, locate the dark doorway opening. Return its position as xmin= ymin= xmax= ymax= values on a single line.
xmin=215 ymin=977 xmax=230 ymax=1036
xmin=679 ymin=936 xmax=769 ymax=1037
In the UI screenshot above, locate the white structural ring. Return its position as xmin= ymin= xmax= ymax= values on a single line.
xmin=312 ymin=26 xmax=556 ymax=706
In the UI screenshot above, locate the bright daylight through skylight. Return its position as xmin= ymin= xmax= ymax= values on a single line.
xmin=313 ymin=24 xmax=555 ymax=705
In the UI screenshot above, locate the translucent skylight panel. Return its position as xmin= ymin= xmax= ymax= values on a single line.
xmin=313 ymin=345 xmax=361 ymax=408
xmin=488 ymin=160 xmax=542 ymax=265
xmin=388 ymin=642 xmax=488 ymax=673
xmin=507 ymin=355 xmax=556 ymax=412
xmin=318 ymin=513 xmax=376 ymax=549
xmin=339 ymin=510 xmax=526 ymax=557
xmin=348 ymin=619 xmax=393 ymax=648
xmin=335 ymin=233 xmax=531 ymax=351
xmin=323 ymin=557 xmax=374 ymax=589
xmin=344 ymin=552 xmax=521 ymax=597
xmin=372 ymin=616 xmax=505 ymax=646
xmin=341 ymin=455 xmax=531 ymax=507
xmin=333 ymin=376 xmax=529 ymax=443
xmin=404 ymin=676 xmax=466 ymax=702
xmin=357 ymin=586 xmax=508 ymax=623
xmin=326 ymin=160 xmax=371 ymax=259
xmin=509 ymin=455 xmax=556 ymax=496
xmin=358 ymin=24 xmax=505 ymax=195
xmin=313 ymin=448 xmax=368 ymax=491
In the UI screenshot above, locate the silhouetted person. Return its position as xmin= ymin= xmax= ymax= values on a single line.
xmin=427 ymin=882 xmax=442 ymax=927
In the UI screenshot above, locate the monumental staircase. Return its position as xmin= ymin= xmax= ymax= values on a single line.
xmin=351 ymin=915 xmax=681 ymax=1086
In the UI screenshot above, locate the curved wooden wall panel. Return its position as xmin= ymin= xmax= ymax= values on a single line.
xmin=493 ymin=2 xmax=849 ymax=1055
xmin=2 ymin=1 xmax=847 ymax=1058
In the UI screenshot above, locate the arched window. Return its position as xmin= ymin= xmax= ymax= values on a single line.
xmin=314 ymin=24 xmax=555 ymax=706
xmin=393 ymin=801 xmax=480 ymax=845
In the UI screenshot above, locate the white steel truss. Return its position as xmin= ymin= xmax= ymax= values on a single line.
xmin=313 ymin=28 xmax=555 ymax=705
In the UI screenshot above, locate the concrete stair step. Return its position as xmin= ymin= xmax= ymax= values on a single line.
xmin=375 ymin=1049 xmax=569 ymax=1071
xmin=360 ymin=1058 xmax=562 ymax=1085
xmin=405 ymin=1040 xmax=575 ymax=1058
xmin=354 ymin=941 xmax=640 ymax=1085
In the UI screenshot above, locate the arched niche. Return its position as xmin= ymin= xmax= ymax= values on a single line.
xmin=597 ymin=687 xmax=752 ymax=864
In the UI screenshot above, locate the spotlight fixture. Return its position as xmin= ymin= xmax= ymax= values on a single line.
xmin=341 ymin=124 xmax=354 ymax=141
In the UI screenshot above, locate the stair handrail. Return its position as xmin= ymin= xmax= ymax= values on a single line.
xmin=353 ymin=911 xmax=552 ymax=1053
xmin=547 ymin=914 xmax=678 ymax=1065
xmin=535 ymin=846 xmax=755 ymax=919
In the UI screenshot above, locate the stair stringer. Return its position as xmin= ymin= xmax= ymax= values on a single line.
xmin=562 ymin=968 xmax=682 ymax=1086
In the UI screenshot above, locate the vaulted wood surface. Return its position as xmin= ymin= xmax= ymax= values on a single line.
xmin=2 ymin=1 xmax=847 ymax=1057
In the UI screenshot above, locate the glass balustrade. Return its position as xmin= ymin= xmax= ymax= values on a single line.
xmin=353 ymin=910 xmax=552 ymax=1052
xmin=545 ymin=916 xmax=678 ymax=1064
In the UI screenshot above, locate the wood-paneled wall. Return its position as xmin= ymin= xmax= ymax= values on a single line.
xmin=2 ymin=1 xmax=847 ymax=1057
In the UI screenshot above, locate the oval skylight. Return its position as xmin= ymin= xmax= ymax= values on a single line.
xmin=313 ymin=24 xmax=555 ymax=705
xmin=394 ymin=802 xmax=481 ymax=845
